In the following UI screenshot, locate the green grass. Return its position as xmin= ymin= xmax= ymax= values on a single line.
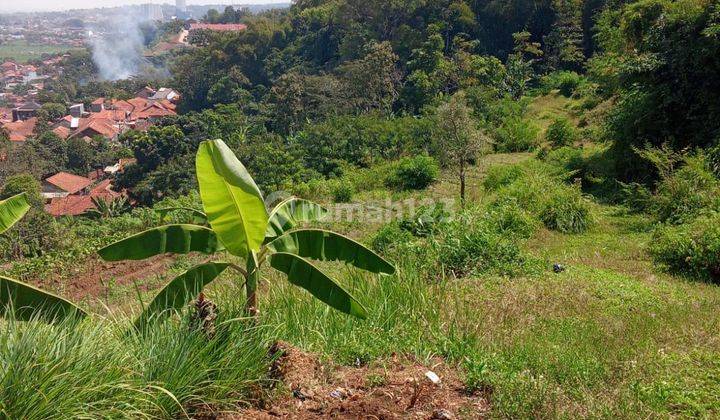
xmin=0 ymin=40 xmax=78 ymax=63
xmin=2 ymin=153 xmax=720 ymax=418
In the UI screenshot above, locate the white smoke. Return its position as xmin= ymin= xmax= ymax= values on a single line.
xmin=87 ymin=11 xmax=152 ymax=81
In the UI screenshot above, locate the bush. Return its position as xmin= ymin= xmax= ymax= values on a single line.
xmin=545 ymin=117 xmax=577 ymax=148
xmin=539 ymin=189 xmax=593 ymax=234
xmin=432 ymin=206 xmax=537 ymax=277
xmin=493 ymin=117 xmax=540 ymax=152
xmin=648 ymin=154 xmax=720 ymax=224
xmin=385 ymin=155 xmax=439 ymax=190
xmin=331 ymin=179 xmax=354 ymax=203
xmin=649 ymin=213 xmax=720 ymax=281
xmin=491 ymin=161 xmax=594 ymax=234
xmin=371 ymin=222 xmax=413 ymax=253
xmin=541 ymin=71 xmax=583 ymax=97
xmin=483 ymin=164 xmax=525 ymax=192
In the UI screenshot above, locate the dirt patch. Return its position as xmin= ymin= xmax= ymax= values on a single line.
xmin=38 ymin=254 xmax=177 ymax=302
xmin=230 ymin=342 xmax=489 ymax=419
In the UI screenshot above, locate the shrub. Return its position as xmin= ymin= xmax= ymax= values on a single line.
xmin=539 ymin=189 xmax=593 ymax=234
xmin=493 ymin=117 xmax=540 ymax=152
xmin=649 ymin=213 xmax=720 ymax=281
xmin=371 ymin=222 xmax=413 ymax=253
xmin=331 ymin=179 xmax=354 ymax=203
xmin=541 ymin=71 xmax=583 ymax=97
xmin=491 ymin=161 xmax=594 ymax=234
xmin=483 ymin=164 xmax=525 ymax=192
xmin=545 ymin=117 xmax=577 ymax=148
xmin=648 ymin=154 xmax=720 ymax=224
xmin=385 ymin=155 xmax=439 ymax=190
xmin=431 ymin=205 xmax=538 ymax=277
xmin=399 ymin=203 xmax=450 ymax=237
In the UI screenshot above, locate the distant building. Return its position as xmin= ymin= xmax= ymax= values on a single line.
xmin=69 ymin=103 xmax=84 ymax=118
xmin=142 ymin=3 xmax=164 ymax=21
xmin=149 ymin=88 xmax=180 ymax=102
xmin=12 ymin=101 xmax=42 ymax=122
xmin=90 ymin=98 xmax=105 ymax=113
xmin=176 ymin=0 xmax=187 ymax=13
xmin=41 ymin=172 xmax=93 ymax=199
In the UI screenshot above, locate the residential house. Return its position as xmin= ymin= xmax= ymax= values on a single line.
xmin=41 ymin=172 xmax=93 ymax=199
xmin=44 ymin=179 xmax=123 ymax=217
xmin=2 ymin=117 xmax=37 ymax=143
xmin=12 ymin=101 xmax=42 ymax=121
xmin=68 ymin=118 xmax=120 ymax=141
xmin=149 ymin=88 xmax=180 ymax=102
xmin=90 ymin=97 xmax=105 ymax=113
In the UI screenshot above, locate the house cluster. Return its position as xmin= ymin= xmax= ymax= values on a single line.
xmin=0 ymin=60 xmax=49 ymax=103
xmin=1 ymin=86 xmax=180 ymax=145
xmin=41 ymin=159 xmax=136 ymax=217
xmin=0 ymin=85 xmax=180 ymax=217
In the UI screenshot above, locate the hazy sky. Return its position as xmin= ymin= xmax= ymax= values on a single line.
xmin=0 ymin=1 xmax=289 ymax=13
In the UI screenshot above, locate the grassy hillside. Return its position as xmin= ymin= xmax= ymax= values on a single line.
xmin=1 ymin=94 xmax=719 ymax=418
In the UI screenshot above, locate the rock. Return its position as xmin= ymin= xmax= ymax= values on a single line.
xmin=330 ymin=387 xmax=351 ymax=399
xmin=424 ymin=370 xmax=441 ymax=385
xmin=553 ymin=263 xmax=565 ymax=273
xmin=431 ymin=408 xmax=455 ymax=419
xmin=292 ymin=388 xmax=309 ymax=401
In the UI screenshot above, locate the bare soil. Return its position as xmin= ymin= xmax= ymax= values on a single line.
xmin=229 ymin=342 xmax=489 ymax=420
xmin=37 ymin=254 xmax=177 ymax=302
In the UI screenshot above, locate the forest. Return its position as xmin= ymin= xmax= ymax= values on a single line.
xmin=1 ymin=0 xmax=720 ymax=418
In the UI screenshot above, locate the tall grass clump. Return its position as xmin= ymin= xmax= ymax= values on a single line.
xmin=493 ymin=117 xmax=540 ymax=152
xmin=488 ymin=161 xmax=594 ymax=233
xmin=384 ymin=155 xmax=440 ymax=190
xmin=646 ymin=154 xmax=720 ymax=224
xmin=0 ymin=298 xmax=272 ymax=419
xmin=546 ymin=117 xmax=578 ymax=148
xmin=649 ymin=212 xmax=720 ymax=281
xmin=483 ymin=164 xmax=525 ymax=191
xmin=540 ymin=71 xmax=584 ymax=97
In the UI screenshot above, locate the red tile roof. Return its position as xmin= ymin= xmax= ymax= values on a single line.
xmin=69 ymin=118 xmax=120 ymax=140
xmin=2 ymin=117 xmax=37 ymax=142
xmin=52 ymin=125 xmax=72 ymax=139
xmin=45 ymin=180 xmax=122 ymax=216
xmin=44 ymin=172 xmax=93 ymax=194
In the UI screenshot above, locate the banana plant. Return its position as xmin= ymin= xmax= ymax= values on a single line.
xmin=99 ymin=139 xmax=395 ymax=329
xmin=0 ymin=193 xmax=87 ymax=322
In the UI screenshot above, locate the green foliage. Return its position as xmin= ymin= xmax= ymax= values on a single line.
xmin=331 ymin=179 xmax=354 ymax=203
xmin=546 ymin=117 xmax=578 ymax=148
xmin=490 ymin=161 xmax=594 ymax=233
xmin=100 ymin=139 xmax=394 ymax=325
xmin=299 ymin=114 xmax=432 ymax=177
xmin=1 ymin=175 xmax=42 ymax=208
xmin=540 ymin=189 xmax=594 ymax=233
xmin=540 ymin=71 xmax=583 ymax=96
xmin=371 ymin=222 xmax=414 ymax=253
xmin=483 ymin=164 xmax=525 ymax=191
xmin=430 ymin=205 xmax=539 ymax=278
xmin=645 ymin=152 xmax=720 ymax=224
xmin=384 ymin=155 xmax=439 ymax=191
xmin=0 ymin=306 xmax=270 ymax=418
xmin=650 ymin=213 xmax=720 ymax=281
xmin=594 ymin=0 xmax=720 ymax=180
xmin=493 ymin=117 xmax=540 ymax=152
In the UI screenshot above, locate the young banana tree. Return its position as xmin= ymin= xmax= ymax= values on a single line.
xmin=0 ymin=193 xmax=87 ymax=322
xmin=99 ymin=139 xmax=395 ymax=329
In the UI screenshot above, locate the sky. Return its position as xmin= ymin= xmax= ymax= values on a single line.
xmin=0 ymin=1 xmax=290 ymax=13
